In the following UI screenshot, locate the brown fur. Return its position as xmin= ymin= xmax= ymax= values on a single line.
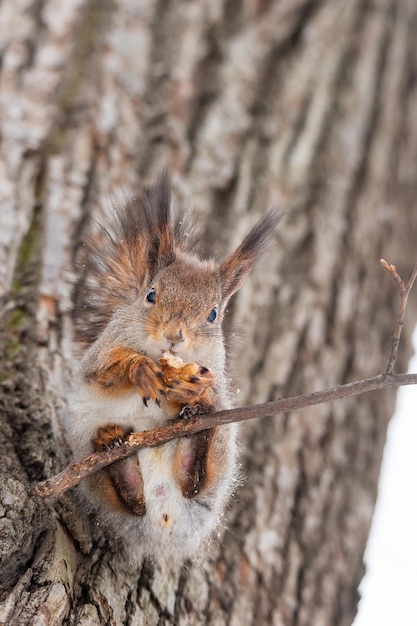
xmin=219 ymin=209 xmax=282 ymax=299
xmin=73 ymin=172 xmax=282 ymax=520
xmin=174 ymin=428 xmax=217 ymax=498
xmin=87 ymin=346 xmax=164 ymax=404
xmin=72 ymin=170 xmax=177 ymax=345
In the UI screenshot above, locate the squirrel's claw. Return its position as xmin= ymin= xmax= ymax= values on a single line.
xmin=92 ymin=424 xmax=127 ymax=451
xmin=179 ymin=404 xmax=202 ymax=419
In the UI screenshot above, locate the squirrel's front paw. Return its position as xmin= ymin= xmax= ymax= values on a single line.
xmin=92 ymin=347 xmax=163 ymax=407
xmin=130 ymin=355 xmax=164 ymax=407
xmin=161 ymin=357 xmax=215 ymax=406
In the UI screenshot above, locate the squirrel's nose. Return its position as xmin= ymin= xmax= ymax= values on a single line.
xmin=163 ymin=326 xmax=185 ymax=345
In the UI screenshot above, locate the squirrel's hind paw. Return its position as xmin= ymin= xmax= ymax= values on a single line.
xmin=92 ymin=423 xmax=146 ymax=517
xmin=92 ymin=424 xmax=126 ymax=451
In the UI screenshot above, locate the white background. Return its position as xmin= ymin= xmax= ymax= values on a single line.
xmin=354 ymin=327 xmax=417 ymax=625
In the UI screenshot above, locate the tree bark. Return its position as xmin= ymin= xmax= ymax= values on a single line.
xmin=1 ymin=0 xmax=417 ymax=624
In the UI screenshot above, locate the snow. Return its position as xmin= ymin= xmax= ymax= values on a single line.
xmin=354 ymin=326 xmax=417 ymax=626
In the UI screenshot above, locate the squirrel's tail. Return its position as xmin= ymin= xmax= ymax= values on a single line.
xmin=72 ymin=170 xmax=175 ymax=345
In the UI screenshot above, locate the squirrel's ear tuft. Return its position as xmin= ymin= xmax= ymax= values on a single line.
xmin=145 ymin=169 xmax=175 ymax=274
xmin=219 ymin=209 xmax=283 ymax=300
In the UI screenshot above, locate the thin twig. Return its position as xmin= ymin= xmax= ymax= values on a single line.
xmin=381 ymin=259 xmax=417 ymax=374
xmin=33 ymin=260 xmax=417 ymax=501
xmin=33 ymin=371 xmax=417 ymax=500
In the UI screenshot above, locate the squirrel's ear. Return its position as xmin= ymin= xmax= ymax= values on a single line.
xmin=145 ymin=170 xmax=175 ymax=274
xmin=219 ymin=209 xmax=283 ymax=300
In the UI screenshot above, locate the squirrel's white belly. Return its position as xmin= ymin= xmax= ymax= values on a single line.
xmin=67 ymin=382 xmax=222 ymax=560
xmin=67 ymin=382 xmax=166 ymax=459
xmin=137 ymin=444 xmax=219 ymax=558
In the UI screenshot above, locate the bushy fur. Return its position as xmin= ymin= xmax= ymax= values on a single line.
xmin=67 ymin=172 xmax=281 ymax=563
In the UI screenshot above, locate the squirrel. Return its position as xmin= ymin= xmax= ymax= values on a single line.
xmin=66 ymin=171 xmax=281 ymax=563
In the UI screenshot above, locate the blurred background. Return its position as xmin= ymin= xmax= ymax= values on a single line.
xmin=1 ymin=1 xmax=417 ymax=623
xmin=355 ymin=326 xmax=417 ymax=626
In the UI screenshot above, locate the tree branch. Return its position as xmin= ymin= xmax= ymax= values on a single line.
xmin=33 ymin=261 xmax=417 ymax=501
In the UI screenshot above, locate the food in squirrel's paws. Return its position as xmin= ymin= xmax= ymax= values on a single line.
xmin=160 ymin=350 xmax=195 ymax=374
xmin=160 ymin=350 xmax=205 ymax=381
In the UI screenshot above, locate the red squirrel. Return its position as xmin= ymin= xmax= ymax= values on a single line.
xmin=67 ymin=171 xmax=281 ymax=562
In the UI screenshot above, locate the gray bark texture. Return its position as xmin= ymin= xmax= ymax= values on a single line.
xmin=1 ymin=0 xmax=417 ymax=624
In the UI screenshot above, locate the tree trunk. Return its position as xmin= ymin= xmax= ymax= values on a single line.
xmin=1 ymin=0 xmax=416 ymax=624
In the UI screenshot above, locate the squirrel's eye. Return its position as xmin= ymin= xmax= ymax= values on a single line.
xmin=146 ymin=287 xmax=156 ymax=304
xmin=207 ymin=307 xmax=218 ymax=323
